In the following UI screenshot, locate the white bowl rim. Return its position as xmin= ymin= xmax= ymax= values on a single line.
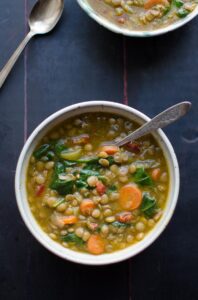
xmin=15 ymin=101 xmax=180 ymax=265
xmin=77 ymin=0 xmax=198 ymax=37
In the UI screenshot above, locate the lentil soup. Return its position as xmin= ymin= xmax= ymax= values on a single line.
xmin=87 ymin=0 xmax=197 ymax=31
xmin=27 ymin=113 xmax=169 ymax=255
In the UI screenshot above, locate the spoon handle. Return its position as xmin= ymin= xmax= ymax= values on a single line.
xmin=116 ymin=101 xmax=191 ymax=147
xmin=0 ymin=31 xmax=34 ymax=88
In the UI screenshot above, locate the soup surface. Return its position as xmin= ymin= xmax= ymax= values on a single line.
xmin=87 ymin=0 xmax=197 ymax=31
xmin=27 ymin=113 xmax=169 ymax=255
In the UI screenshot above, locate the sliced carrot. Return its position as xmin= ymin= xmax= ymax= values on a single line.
xmin=100 ymin=145 xmax=119 ymax=155
xmin=144 ymin=0 xmax=169 ymax=9
xmin=116 ymin=211 xmax=133 ymax=223
xmin=80 ymin=199 xmax=95 ymax=215
xmin=151 ymin=168 xmax=161 ymax=181
xmin=87 ymin=235 xmax=105 ymax=255
xmin=62 ymin=215 xmax=78 ymax=225
xmin=96 ymin=181 xmax=106 ymax=196
xmin=119 ymin=184 xmax=142 ymax=210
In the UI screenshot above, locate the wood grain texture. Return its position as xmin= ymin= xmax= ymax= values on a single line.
xmin=0 ymin=0 xmax=197 ymax=299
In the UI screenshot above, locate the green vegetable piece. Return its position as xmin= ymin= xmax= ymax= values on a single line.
xmin=174 ymin=0 xmax=184 ymax=7
xmin=77 ymin=157 xmax=99 ymax=164
xmin=133 ymin=168 xmax=153 ymax=186
xmin=46 ymin=151 xmax=55 ymax=160
xmin=177 ymin=7 xmax=189 ymax=18
xmin=107 ymin=185 xmax=117 ymax=194
xmin=54 ymin=139 xmax=67 ymax=156
xmin=50 ymin=179 xmax=74 ymax=196
xmin=75 ymin=179 xmax=88 ymax=189
xmin=33 ymin=144 xmax=50 ymax=159
xmin=53 ymin=198 xmax=65 ymax=208
xmin=83 ymin=161 xmax=101 ymax=171
xmin=55 ymin=162 xmax=65 ymax=174
xmin=98 ymin=175 xmax=108 ymax=184
xmin=163 ymin=5 xmax=171 ymax=15
xmin=60 ymin=148 xmax=82 ymax=160
xmin=61 ymin=233 xmax=84 ymax=246
xmin=140 ymin=193 xmax=157 ymax=218
xmin=106 ymin=156 xmax=115 ymax=165
xmin=112 ymin=221 xmax=128 ymax=228
xmin=80 ymin=169 xmax=99 ymax=179
xmin=50 ymin=162 xmax=75 ymax=195
xmin=64 ymin=160 xmax=77 ymax=167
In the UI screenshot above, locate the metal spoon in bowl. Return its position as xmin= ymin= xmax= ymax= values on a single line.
xmin=0 ymin=0 xmax=64 ymax=88
xmin=108 ymin=102 xmax=191 ymax=147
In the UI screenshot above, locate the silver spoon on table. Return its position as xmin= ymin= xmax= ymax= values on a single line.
xmin=108 ymin=102 xmax=191 ymax=147
xmin=0 ymin=0 xmax=64 ymax=88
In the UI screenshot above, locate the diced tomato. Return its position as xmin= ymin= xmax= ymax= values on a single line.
xmin=72 ymin=134 xmax=90 ymax=145
xmin=126 ymin=142 xmax=140 ymax=153
xmin=96 ymin=181 xmax=106 ymax=196
xmin=35 ymin=184 xmax=45 ymax=197
xmin=116 ymin=212 xmax=133 ymax=223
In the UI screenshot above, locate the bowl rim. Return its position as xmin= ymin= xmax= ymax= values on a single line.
xmin=15 ymin=101 xmax=180 ymax=265
xmin=77 ymin=0 xmax=198 ymax=37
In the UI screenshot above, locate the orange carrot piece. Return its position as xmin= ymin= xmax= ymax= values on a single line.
xmin=80 ymin=199 xmax=95 ymax=215
xmin=151 ymin=168 xmax=161 ymax=181
xmin=62 ymin=215 xmax=78 ymax=225
xmin=87 ymin=235 xmax=105 ymax=255
xmin=119 ymin=184 xmax=142 ymax=210
xmin=100 ymin=145 xmax=119 ymax=155
xmin=144 ymin=0 xmax=169 ymax=9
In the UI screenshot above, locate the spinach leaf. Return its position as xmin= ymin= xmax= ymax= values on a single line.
xmin=54 ymin=139 xmax=67 ymax=156
xmin=112 ymin=221 xmax=129 ymax=228
xmin=80 ymin=169 xmax=100 ymax=179
xmin=33 ymin=144 xmax=50 ymax=159
xmin=50 ymin=162 xmax=75 ymax=195
xmin=77 ymin=157 xmax=99 ymax=164
xmin=140 ymin=193 xmax=157 ymax=218
xmin=83 ymin=161 xmax=101 ymax=171
xmin=50 ymin=178 xmax=74 ymax=195
xmin=61 ymin=233 xmax=84 ymax=246
xmin=133 ymin=168 xmax=153 ymax=186
xmin=54 ymin=161 xmax=65 ymax=174
xmin=46 ymin=150 xmax=55 ymax=161
xmin=174 ymin=0 xmax=184 ymax=7
xmin=177 ymin=7 xmax=189 ymax=17
xmin=64 ymin=160 xmax=77 ymax=167
xmin=106 ymin=156 xmax=115 ymax=165
xmin=107 ymin=185 xmax=117 ymax=194
xmin=75 ymin=179 xmax=88 ymax=189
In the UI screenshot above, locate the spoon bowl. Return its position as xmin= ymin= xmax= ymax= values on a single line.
xmin=29 ymin=0 xmax=64 ymax=34
xmin=0 ymin=0 xmax=64 ymax=88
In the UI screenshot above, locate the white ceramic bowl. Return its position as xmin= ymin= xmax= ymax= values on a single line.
xmin=77 ymin=0 xmax=198 ymax=37
xmin=15 ymin=101 xmax=179 ymax=265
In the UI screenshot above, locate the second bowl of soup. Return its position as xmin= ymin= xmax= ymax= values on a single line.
xmin=77 ymin=0 xmax=198 ymax=36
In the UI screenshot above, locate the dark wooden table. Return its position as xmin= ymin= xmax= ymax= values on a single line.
xmin=0 ymin=1 xmax=198 ymax=299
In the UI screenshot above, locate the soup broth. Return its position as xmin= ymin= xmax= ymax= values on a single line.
xmin=27 ymin=113 xmax=169 ymax=255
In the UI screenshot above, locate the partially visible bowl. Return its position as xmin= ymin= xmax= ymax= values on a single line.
xmin=15 ymin=101 xmax=179 ymax=265
xmin=77 ymin=0 xmax=198 ymax=37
